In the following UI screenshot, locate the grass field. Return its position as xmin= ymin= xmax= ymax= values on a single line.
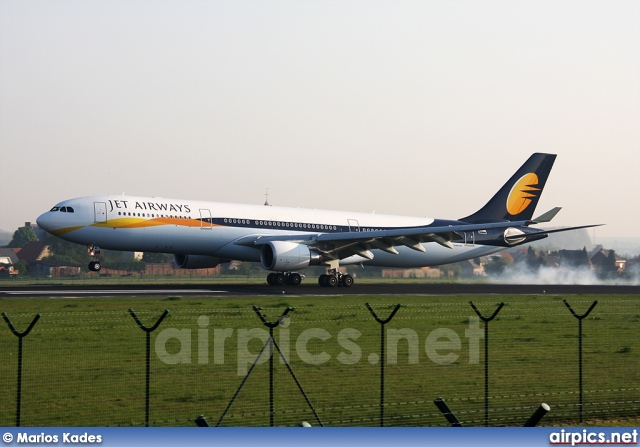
xmin=1 ymin=292 xmax=639 ymax=427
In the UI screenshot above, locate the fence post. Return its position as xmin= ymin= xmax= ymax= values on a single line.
xmin=194 ymin=415 xmax=210 ymax=427
xmin=2 ymin=312 xmax=41 ymax=427
xmin=128 ymin=308 xmax=170 ymax=427
xmin=252 ymin=306 xmax=294 ymax=427
xmin=469 ymin=301 xmax=504 ymax=427
xmin=216 ymin=306 xmax=323 ymax=427
xmin=523 ymin=403 xmax=551 ymax=427
xmin=563 ymin=299 xmax=598 ymax=423
xmin=216 ymin=328 xmax=271 ymax=427
xmin=365 ymin=303 xmax=401 ymax=427
xmin=434 ymin=397 xmax=463 ymax=427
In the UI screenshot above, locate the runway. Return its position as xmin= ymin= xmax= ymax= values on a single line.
xmin=1 ymin=282 xmax=638 ymax=298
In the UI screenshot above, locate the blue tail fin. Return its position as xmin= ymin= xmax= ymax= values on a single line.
xmin=460 ymin=153 xmax=557 ymax=223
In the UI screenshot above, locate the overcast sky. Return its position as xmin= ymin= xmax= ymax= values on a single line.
xmin=1 ymin=0 xmax=638 ymax=240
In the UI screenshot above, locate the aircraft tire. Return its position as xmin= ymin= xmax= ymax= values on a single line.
xmin=327 ymin=274 xmax=338 ymax=287
xmin=289 ymin=273 xmax=302 ymax=286
xmin=88 ymin=261 xmax=101 ymax=272
xmin=341 ymin=274 xmax=354 ymax=287
xmin=267 ymin=272 xmax=277 ymax=285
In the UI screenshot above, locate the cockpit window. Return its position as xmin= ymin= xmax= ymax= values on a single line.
xmin=49 ymin=206 xmax=74 ymax=213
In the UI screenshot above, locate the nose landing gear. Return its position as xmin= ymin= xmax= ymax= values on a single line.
xmin=88 ymin=245 xmax=102 ymax=272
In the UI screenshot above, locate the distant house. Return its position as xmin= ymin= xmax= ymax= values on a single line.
xmin=12 ymin=241 xmax=83 ymax=277
xmin=589 ymin=245 xmax=625 ymax=272
xmin=499 ymin=253 xmax=515 ymax=263
xmin=556 ymin=249 xmax=592 ymax=269
xmin=510 ymin=248 xmax=530 ymax=264
xmin=455 ymin=258 xmax=486 ymax=277
xmin=29 ymin=260 xmax=82 ymax=277
xmin=0 ymin=264 xmax=19 ymax=277
xmin=0 ymin=248 xmax=20 ymax=276
xmin=0 ymin=247 xmax=19 ymax=265
xmin=118 ymin=251 xmax=144 ymax=261
xmin=381 ymin=267 xmax=442 ymax=279
xmin=539 ymin=254 xmax=561 ymax=269
xmin=96 ymin=263 xmax=220 ymax=277
xmin=627 ymin=257 xmax=640 ymax=275
xmin=16 ymin=241 xmax=51 ymax=262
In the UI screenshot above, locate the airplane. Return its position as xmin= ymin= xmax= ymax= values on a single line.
xmin=36 ymin=153 xmax=600 ymax=287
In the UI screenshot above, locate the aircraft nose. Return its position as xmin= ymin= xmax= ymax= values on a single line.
xmin=36 ymin=212 xmax=53 ymax=232
xmin=37 ymin=208 xmax=72 ymax=234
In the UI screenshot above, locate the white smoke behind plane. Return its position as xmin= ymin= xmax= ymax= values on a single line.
xmin=487 ymin=263 xmax=639 ymax=286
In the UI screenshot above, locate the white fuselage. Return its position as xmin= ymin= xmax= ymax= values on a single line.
xmin=36 ymin=195 xmax=504 ymax=269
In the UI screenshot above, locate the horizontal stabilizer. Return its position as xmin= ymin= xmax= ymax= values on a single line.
xmin=504 ymin=224 xmax=604 ymax=242
xmin=531 ymin=207 xmax=562 ymax=223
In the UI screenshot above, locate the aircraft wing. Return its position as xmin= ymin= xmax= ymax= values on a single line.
xmin=234 ymin=220 xmax=535 ymax=261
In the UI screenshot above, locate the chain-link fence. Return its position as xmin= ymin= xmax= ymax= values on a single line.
xmin=1 ymin=296 xmax=638 ymax=427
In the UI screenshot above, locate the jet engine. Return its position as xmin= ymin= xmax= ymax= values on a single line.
xmin=503 ymin=227 xmax=526 ymax=245
xmin=260 ymin=241 xmax=322 ymax=271
xmin=173 ymin=254 xmax=224 ymax=269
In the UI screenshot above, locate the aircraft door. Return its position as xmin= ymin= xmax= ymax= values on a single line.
xmin=94 ymin=202 xmax=107 ymax=223
xmin=464 ymin=231 xmax=475 ymax=246
xmin=199 ymin=209 xmax=212 ymax=229
xmin=348 ymin=219 xmax=360 ymax=232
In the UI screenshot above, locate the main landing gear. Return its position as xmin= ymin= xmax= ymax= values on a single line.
xmin=267 ymin=272 xmax=303 ymax=286
xmin=88 ymin=245 xmax=102 ymax=272
xmin=265 ymin=270 xmax=354 ymax=287
xmin=318 ymin=270 xmax=354 ymax=287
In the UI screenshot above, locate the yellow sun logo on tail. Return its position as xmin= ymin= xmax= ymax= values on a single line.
xmin=506 ymin=173 xmax=540 ymax=215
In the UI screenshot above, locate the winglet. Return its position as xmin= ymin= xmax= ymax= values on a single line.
xmin=531 ymin=207 xmax=562 ymax=224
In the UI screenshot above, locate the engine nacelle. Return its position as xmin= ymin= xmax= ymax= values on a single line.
xmin=260 ymin=241 xmax=322 ymax=271
xmin=504 ymin=227 xmax=526 ymax=245
xmin=173 ymin=254 xmax=223 ymax=269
